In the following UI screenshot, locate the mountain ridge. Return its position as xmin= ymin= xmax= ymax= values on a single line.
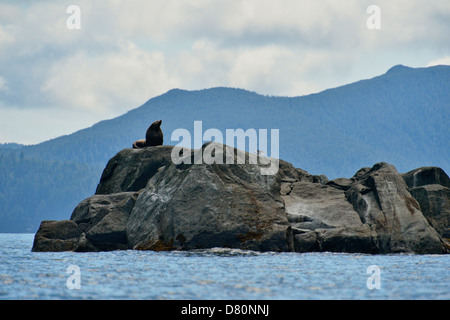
xmin=1 ymin=64 xmax=449 ymax=232
xmin=6 ymin=64 xmax=450 ymax=177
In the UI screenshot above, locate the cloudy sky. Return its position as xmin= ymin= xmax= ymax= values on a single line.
xmin=0 ymin=0 xmax=449 ymax=144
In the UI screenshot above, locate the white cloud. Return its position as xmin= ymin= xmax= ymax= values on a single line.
xmin=0 ymin=76 xmax=8 ymax=92
xmin=0 ymin=0 xmax=449 ymax=144
xmin=0 ymin=105 xmax=98 ymax=144
xmin=427 ymin=56 xmax=450 ymax=67
xmin=175 ymin=39 xmax=355 ymax=96
xmin=229 ymin=46 xmax=296 ymax=94
xmin=0 ymin=24 xmax=16 ymax=45
xmin=40 ymin=41 xmax=179 ymax=116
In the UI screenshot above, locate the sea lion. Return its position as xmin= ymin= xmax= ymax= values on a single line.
xmin=132 ymin=120 xmax=163 ymax=149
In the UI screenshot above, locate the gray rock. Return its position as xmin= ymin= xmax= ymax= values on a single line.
xmin=32 ymin=144 xmax=449 ymax=254
xmin=32 ymin=220 xmax=82 ymax=252
xmin=284 ymin=182 xmax=364 ymax=230
xmin=292 ymin=230 xmax=319 ymax=252
xmin=409 ymin=185 xmax=449 ymax=239
xmin=402 ymin=167 xmax=450 ymax=241
xmin=126 ymin=143 xmax=290 ymax=252
xmin=352 ymin=167 xmax=371 ymax=180
xmin=70 ymin=192 xmax=139 ymax=251
xmin=312 ymin=174 xmax=329 ymax=185
xmin=96 ymin=146 xmax=174 ymax=195
xmin=326 ymin=178 xmax=354 ymax=191
xmin=402 ymin=167 xmax=450 ymax=189
xmin=282 ymin=178 xmax=373 ymax=253
xmin=346 ymin=162 xmax=445 ymax=254
xmin=315 ymin=226 xmax=374 ymax=253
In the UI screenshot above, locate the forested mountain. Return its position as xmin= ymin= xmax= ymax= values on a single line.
xmin=0 ymin=143 xmax=24 ymax=150
xmin=0 ymin=152 xmax=100 ymax=232
xmin=1 ymin=64 xmax=449 ymax=232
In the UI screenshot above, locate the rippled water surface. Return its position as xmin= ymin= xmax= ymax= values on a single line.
xmin=0 ymin=234 xmax=449 ymax=300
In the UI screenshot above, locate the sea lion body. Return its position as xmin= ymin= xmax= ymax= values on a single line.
xmin=145 ymin=120 xmax=163 ymax=146
xmin=132 ymin=120 xmax=163 ymax=149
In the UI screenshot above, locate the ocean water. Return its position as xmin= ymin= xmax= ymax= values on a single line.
xmin=0 ymin=234 xmax=449 ymax=300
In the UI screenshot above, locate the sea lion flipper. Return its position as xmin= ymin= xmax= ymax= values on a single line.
xmin=132 ymin=139 xmax=147 ymax=149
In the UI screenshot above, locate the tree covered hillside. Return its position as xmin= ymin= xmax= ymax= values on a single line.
xmin=1 ymin=64 xmax=449 ymax=232
xmin=0 ymin=152 xmax=101 ymax=232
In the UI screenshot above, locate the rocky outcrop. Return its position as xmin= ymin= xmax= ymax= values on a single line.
xmin=32 ymin=220 xmax=82 ymax=252
xmin=126 ymin=144 xmax=290 ymax=252
xmin=345 ymin=163 xmax=444 ymax=254
xmin=402 ymin=167 xmax=450 ymax=240
xmin=95 ymin=146 xmax=175 ymax=195
xmin=283 ymin=178 xmax=373 ymax=253
xmin=32 ymin=144 xmax=450 ymax=254
xmin=70 ymin=192 xmax=140 ymax=251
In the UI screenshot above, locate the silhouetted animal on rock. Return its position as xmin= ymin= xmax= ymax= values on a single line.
xmin=132 ymin=120 xmax=163 ymax=148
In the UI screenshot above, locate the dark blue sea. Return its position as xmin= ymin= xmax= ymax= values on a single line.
xmin=0 ymin=234 xmax=449 ymax=300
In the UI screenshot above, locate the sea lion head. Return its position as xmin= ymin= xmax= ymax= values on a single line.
xmin=151 ymin=120 xmax=162 ymax=128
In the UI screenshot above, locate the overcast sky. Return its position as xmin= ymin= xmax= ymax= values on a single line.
xmin=0 ymin=0 xmax=449 ymax=144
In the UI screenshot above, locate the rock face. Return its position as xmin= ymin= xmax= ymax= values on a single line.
xmin=32 ymin=220 xmax=82 ymax=252
xmin=126 ymin=144 xmax=290 ymax=252
xmin=402 ymin=167 xmax=450 ymax=240
xmin=345 ymin=163 xmax=444 ymax=254
xmin=32 ymin=144 xmax=450 ymax=254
